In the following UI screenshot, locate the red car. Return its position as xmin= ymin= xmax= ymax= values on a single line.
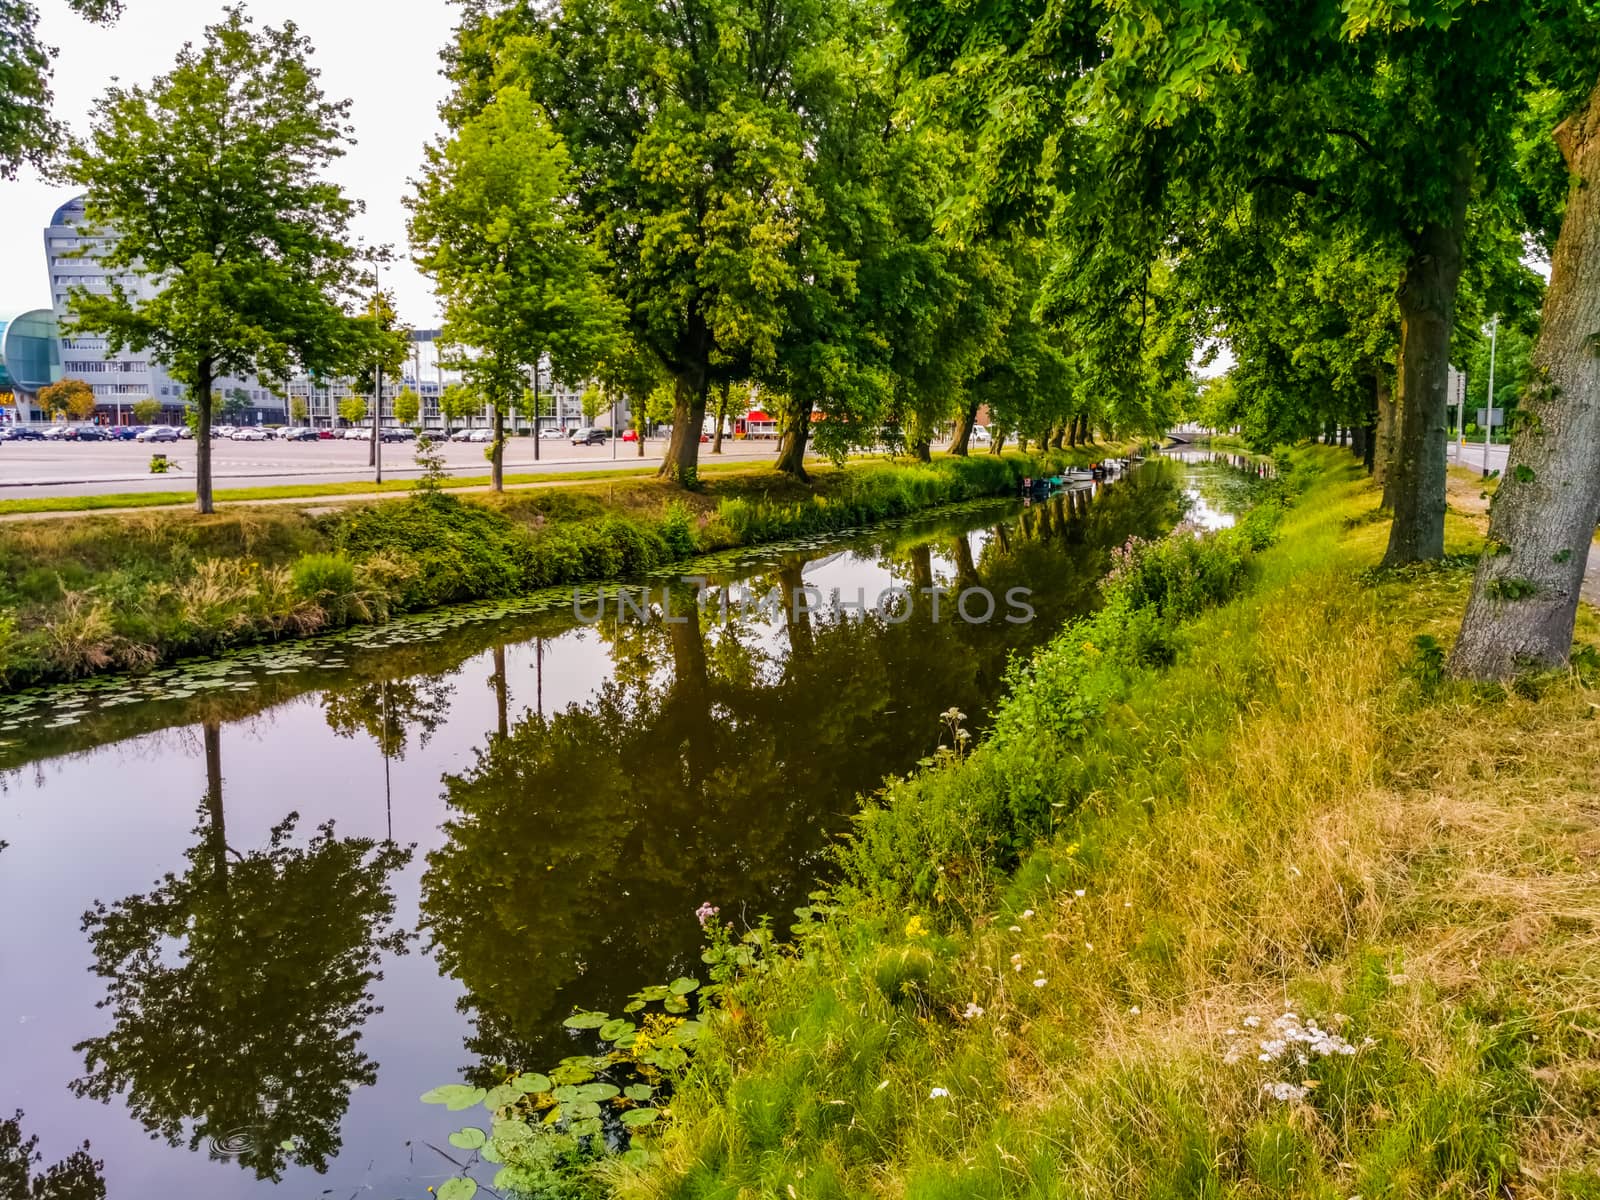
xmin=316 ymin=428 xmax=338 ymax=440
xmin=622 ymin=428 xmax=638 ymax=442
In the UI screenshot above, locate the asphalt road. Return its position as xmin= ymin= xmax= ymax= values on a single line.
xmin=1446 ymin=439 xmax=1511 ymax=475
xmin=0 ymin=435 xmax=788 ymax=498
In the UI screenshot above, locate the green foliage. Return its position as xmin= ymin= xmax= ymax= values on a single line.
xmin=0 ymin=0 xmax=121 ymax=178
xmin=131 ymin=397 xmax=161 ymax=424
xmin=337 ymin=395 xmax=368 ymax=426
xmin=392 ymin=386 xmax=421 ymax=427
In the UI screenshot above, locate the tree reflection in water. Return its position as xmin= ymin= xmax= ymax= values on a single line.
xmin=0 ymin=1111 xmax=104 ymax=1200
xmin=421 ymin=466 xmax=1185 ymax=1077
xmin=71 ymin=722 xmax=413 ymax=1182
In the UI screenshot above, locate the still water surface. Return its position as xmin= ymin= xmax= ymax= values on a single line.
xmin=0 ymin=459 xmax=1238 ymax=1198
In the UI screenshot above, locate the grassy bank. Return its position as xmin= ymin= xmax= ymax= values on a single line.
xmin=0 ymin=446 xmax=1129 ymax=691
xmin=545 ymin=446 xmax=1599 ymax=1198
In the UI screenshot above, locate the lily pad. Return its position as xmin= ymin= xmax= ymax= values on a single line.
xmin=448 ymin=1126 xmax=487 ymax=1150
xmin=421 ymin=1084 xmax=488 ymax=1111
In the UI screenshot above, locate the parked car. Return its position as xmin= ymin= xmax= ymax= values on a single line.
xmin=315 ymin=428 xmax=337 ymax=439
xmin=0 ymin=426 xmax=45 ymax=441
xmin=621 ymin=428 xmax=638 ymax=442
xmin=570 ymin=427 xmax=607 ymax=446
xmin=65 ymin=425 xmax=106 ymax=441
xmin=136 ymin=425 xmax=181 ymax=443
xmin=450 ymin=427 xmax=476 ymax=442
xmin=279 ymin=426 xmax=319 ymax=441
xmin=379 ymin=427 xmax=413 ymax=443
xmin=177 ymin=425 xmax=194 ymax=439
xmin=104 ymin=425 xmax=138 ymax=440
xmin=468 ymin=427 xmax=495 ymax=443
xmin=539 ymin=426 xmax=567 ymax=440
xmin=342 ymin=427 xmax=370 ymax=440
xmin=42 ymin=425 xmax=70 ymax=440
xmin=970 ymin=425 xmax=992 ymax=445
xmin=230 ymin=426 xmax=269 ymax=441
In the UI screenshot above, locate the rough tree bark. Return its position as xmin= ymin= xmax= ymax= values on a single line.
xmin=775 ymin=395 xmax=813 ymax=479
xmin=949 ymin=399 xmax=979 ymax=456
xmin=1450 ymin=80 xmax=1600 ymax=678
xmin=1382 ymin=154 xmax=1471 ymax=567
xmin=490 ymin=403 xmax=506 ymax=492
xmin=659 ymin=370 xmax=709 ymax=486
xmin=1374 ymin=368 xmax=1397 ymax=507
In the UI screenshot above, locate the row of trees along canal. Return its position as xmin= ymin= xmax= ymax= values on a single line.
xmin=7 ymin=0 xmax=1599 ymax=677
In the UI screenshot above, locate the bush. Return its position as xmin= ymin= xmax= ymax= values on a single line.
xmin=290 ymin=552 xmax=369 ymax=624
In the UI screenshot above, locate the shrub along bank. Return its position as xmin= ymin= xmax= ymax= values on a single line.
xmin=487 ymin=446 xmax=1598 ymax=1199
xmin=0 ymin=447 xmax=1129 ymax=690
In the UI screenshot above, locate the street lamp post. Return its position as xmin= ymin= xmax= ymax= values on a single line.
xmin=1482 ymin=314 xmax=1499 ymax=479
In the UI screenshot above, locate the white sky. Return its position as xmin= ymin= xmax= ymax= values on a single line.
xmin=0 ymin=0 xmax=456 ymax=326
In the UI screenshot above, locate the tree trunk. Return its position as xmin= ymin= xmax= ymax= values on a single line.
xmin=1382 ymin=155 xmax=1471 ymax=567
xmin=712 ymin=382 xmax=728 ymax=454
xmin=658 ymin=371 xmax=709 ymax=487
xmin=913 ymin=437 xmax=932 ymax=463
xmin=491 ymin=644 xmax=508 ymax=741
xmin=202 ymin=719 xmax=227 ymax=895
xmin=194 ymin=359 xmax=215 ymax=514
xmin=1066 ymin=417 xmax=1079 ymax=448
xmin=1374 ymin=368 xmax=1397 ymax=506
xmin=1050 ymin=424 xmax=1066 ymax=451
xmin=1450 ymin=80 xmax=1600 ymax=679
xmin=775 ymin=396 xmax=813 ymax=479
xmin=949 ymin=400 xmax=979 ymax=456
xmin=491 ymin=403 xmax=505 ymax=492
xmin=990 ymin=429 xmax=1006 ymax=455
xmin=1079 ymin=414 xmax=1094 ymax=445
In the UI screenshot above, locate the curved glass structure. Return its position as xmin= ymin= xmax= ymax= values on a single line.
xmin=0 ymin=309 xmax=62 ymax=393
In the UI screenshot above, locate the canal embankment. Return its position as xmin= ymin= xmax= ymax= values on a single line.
xmin=0 ymin=446 xmax=1137 ymax=692
xmin=602 ymin=445 xmax=1600 ymax=1198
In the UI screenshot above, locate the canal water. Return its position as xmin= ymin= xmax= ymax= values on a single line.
xmin=0 ymin=458 xmax=1241 ymax=1198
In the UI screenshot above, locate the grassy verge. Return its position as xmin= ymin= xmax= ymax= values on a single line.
xmin=583 ymin=447 xmax=1600 ymax=1198
xmin=0 ymin=445 xmax=1134 ymax=691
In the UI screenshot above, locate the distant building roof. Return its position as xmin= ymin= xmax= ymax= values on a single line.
xmin=49 ymin=196 xmax=87 ymax=227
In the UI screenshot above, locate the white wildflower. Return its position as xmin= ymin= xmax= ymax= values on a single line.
xmin=1033 ymin=977 xmax=1048 ymax=988
xmin=1261 ymin=1081 xmax=1308 ymax=1102
xmin=929 ymin=1087 xmax=950 ymax=1099
xmin=1243 ymin=1015 xmax=1261 ymax=1028
xmin=1128 ymin=1005 xmax=1141 ymax=1016
xmin=1021 ymin=909 xmax=1034 ymax=919
xmin=1008 ymin=925 xmax=1022 ymax=933
xmin=961 ymin=1003 xmax=985 ymax=1020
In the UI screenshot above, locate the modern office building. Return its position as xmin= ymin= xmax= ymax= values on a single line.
xmin=4 ymin=196 xmax=611 ymax=429
xmin=17 ymin=195 xmax=284 ymax=423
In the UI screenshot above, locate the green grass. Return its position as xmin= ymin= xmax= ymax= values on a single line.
xmin=587 ymin=447 xmax=1600 ymax=1199
xmin=0 ymin=444 xmax=1137 ymax=690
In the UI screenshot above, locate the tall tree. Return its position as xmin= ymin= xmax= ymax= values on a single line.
xmin=409 ymin=84 xmax=619 ymax=491
xmin=60 ymin=5 xmax=364 ymax=513
xmin=1452 ymin=77 xmax=1600 ymax=677
xmin=462 ymin=0 xmax=839 ymax=488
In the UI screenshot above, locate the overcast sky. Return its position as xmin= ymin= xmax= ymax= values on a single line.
xmin=0 ymin=0 xmax=457 ymax=327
